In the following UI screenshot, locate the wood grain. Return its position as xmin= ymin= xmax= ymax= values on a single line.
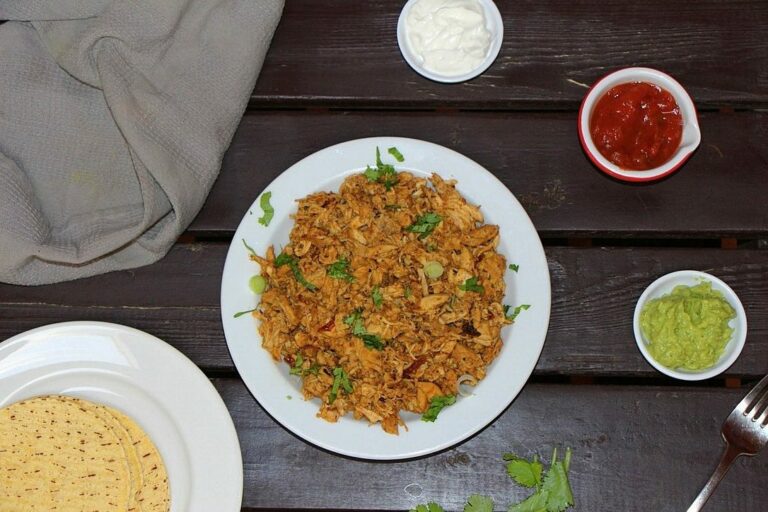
xmin=212 ymin=378 xmax=768 ymax=511
xmin=193 ymin=110 xmax=768 ymax=238
xmin=252 ymin=0 xmax=768 ymax=109
xmin=2 ymin=244 xmax=766 ymax=378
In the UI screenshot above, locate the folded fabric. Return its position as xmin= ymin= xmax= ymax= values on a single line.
xmin=0 ymin=0 xmax=283 ymax=285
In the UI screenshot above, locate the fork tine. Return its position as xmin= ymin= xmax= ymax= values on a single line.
xmin=739 ymin=373 xmax=768 ymax=414
xmin=747 ymin=386 xmax=768 ymax=422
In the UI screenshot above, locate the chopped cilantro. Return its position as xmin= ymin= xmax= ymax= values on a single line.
xmin=504 ymin=304 xmax=531 ymax=322
xmin=363 ymin=147 xmax=399 ymax=190
xmin=509 ymin=263 xmax=520 ymax=272
xmin=257 ymin=191 xmax=274 ymax=226
xmin=327 ymin=258 xmax=355 ymax=282
xmin=388 ymin=146 xmax=405 ymax=162
xmin=372 ymin=285 xmax=383 ymax=309
xmin=406 ymin=212 xmax=442 ymax=239
xmin=242 ymin=238 xmax=257 ymax=257
xmin=459 ymin=276 xmax=484 ymax=294
xmin=421 ymin=394 xmax=456 ymax=422
xmin=464 ymin=495 xmax=494 ymax=512
xmin=289 ymin=354 xmax=305 ymax=376
xmin=328 ymin=367 xmax=352 ymax=404
xmin=410 ymin=504 xmax=445 ymax=512
xmin=275 ymin=252 xmax=318 ymax=291
xmin=344 ymin=308 xmax=385 ymax=350
xmin=404 ymin=285 xmax=412 ymax=299
xmin=233 ymin=307 xmax=257 ymax=318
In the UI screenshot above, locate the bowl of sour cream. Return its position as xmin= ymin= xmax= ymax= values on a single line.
xmin=397 ymin=0 xmax=504 ymax=83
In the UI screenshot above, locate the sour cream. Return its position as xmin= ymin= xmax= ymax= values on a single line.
xmin=405 ymin=0 xmax=493 ymax=77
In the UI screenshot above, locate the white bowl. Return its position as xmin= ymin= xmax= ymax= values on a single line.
xmin=397 ymin=0 xmax=504 ymax=83
xmin=633 ymin=270 xmax=747 ymax=381
xmin=578 ymin=67 xmax=701 ymax=182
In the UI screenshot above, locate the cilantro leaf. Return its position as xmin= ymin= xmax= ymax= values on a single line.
xmin=364 ymin=147 xmax=399 ymax=189
xmin=258 ymin=191 xmax=274 ymax=226
xmin=411 ymin=504 xmax=445 ymax=512
xmin=328 ymin=367 xmax=352 ymax=404
xmin=506 ymin=457 xmax=543 ymax=489
xmin=372 ymin=285 xmax=383 ymax=309
xmin=459 ymin=276 xmax=484 ymax=294
xmin=289 ymin=354 xmax=304 ymax=376
xmin=275 ymin=252 xmax=318 ymax=291
xmin=464 ymin=494 xmax=494 ymax=512
xmin=421 ymin=394 xmax=456 ymax=422
xmin=404 ymin=285 xmax=412 ymax=299
xmin=507 ymin=490 xmax=549 ymax=512
xmin=388 ymin=146 xmax=405 ymax=162
xmin=540 ymin=454 xmax=573 ymax=512
xmin=504 ymin=304 xmax=531 ymax=321
xmin=233 ymin=307 xmax=257 ymax=318
xmin=327 ymin=258 xmax=355 ymax=282
xmin=406 ymin=212 xmax=442 ymax=239
xmin=509 ymin=263 xmax=519 ymax=272
xmin=344 ymin=308 xmax=385 ymax=350
xmin=360 ymin=333 xmax=385 ymax=350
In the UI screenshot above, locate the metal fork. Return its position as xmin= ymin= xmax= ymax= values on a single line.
xmin=687 ymin=373 xmax=768 ymax=511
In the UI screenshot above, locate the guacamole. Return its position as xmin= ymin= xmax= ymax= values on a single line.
xmin=640 ymin=281 xmax=736 ymax=370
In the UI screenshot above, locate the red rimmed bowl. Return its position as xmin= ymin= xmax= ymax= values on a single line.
xmin=578 ymin=67 xmax=701 ymax=183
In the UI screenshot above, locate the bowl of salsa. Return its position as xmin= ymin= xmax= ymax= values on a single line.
xmin=578 ymin=67 xmax=701 ymax=182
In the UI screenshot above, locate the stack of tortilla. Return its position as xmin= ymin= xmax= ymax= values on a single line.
xmin=0 ymin=395 xmax=170 ymax=511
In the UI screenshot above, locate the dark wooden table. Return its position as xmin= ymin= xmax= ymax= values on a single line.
xmin=2 ymin=1 xmax=768 ymax=510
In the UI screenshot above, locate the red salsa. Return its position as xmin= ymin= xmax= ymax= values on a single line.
xmin=589 ymin=82 xmax=683 ymax=170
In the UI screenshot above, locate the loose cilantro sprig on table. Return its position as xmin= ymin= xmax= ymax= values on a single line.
xmin=412 ymin=448 xmax=575 ymax=512
xmin=328 ymin=367 xmax=353 ymax=404
xmin=411 ymin=504 xmax=444 ymax=512
xmin=507 ymin=448 xmax=574 ymax=512
xmin=363 ymin=147 xmax=399 ymax=190
xmin=327 ymin=258 xmax=355 ymax=282
xmin=504 ymin=304 xmax=531 ymax=322
xmin=406 ymin=212 xmax=442 ymax=239
xmin=421 ymin=394 xmax=456 ymax=422
xmin=275 ymin=252 xmax=318 ymax=291
xmin=257 ymin=191 xmax=274 ymax=226
xmin=459 ymin=276 xmax=484 ymax=294
xmin=343 ymin=308 xmax=385 ymax=350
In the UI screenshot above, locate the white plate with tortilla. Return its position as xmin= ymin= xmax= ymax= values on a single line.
xmin=220 ymin=137 xmax=551 ymax=460
xmin=0 ymin=321 xmax=242 ymax=512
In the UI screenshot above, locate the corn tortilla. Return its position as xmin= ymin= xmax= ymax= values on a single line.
xmin=0 ymin=395 xmax=170 ymax=512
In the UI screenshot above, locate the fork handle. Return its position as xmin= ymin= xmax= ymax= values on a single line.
xmin=686 ymin=444 xmax=742 ymax=512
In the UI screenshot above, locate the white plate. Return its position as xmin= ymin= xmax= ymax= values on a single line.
xmin=221 ymin=137 xmax=550 ymax=460
xmin=0 ymin=322 xmax=243 ymax=512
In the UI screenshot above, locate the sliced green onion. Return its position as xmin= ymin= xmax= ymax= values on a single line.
xmin=249 ymin=275 xmax=267 ymax=294
xmin=423 ymin=261 xmax=444 ymax=279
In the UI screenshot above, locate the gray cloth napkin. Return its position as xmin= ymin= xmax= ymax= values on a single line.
xmin=0 ymin=0 xmax=283 ymax=285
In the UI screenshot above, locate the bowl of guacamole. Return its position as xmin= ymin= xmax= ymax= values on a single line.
xmin=633 ymin=270 xmax=747 ymax=381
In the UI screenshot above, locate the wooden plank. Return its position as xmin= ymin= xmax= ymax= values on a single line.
xmin=194 ymin=110 xmax=768 ymax=238
xmin=212 ymin=378 xmax=768 ymax=511
xmin=252 ymin=0 xmax=768 ymax=109
xmin=2 ymin=244 xmax=767 ymax=378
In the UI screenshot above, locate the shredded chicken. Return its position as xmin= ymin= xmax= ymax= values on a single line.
xmin=253 ymin=171 xmax=510 ymax=434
